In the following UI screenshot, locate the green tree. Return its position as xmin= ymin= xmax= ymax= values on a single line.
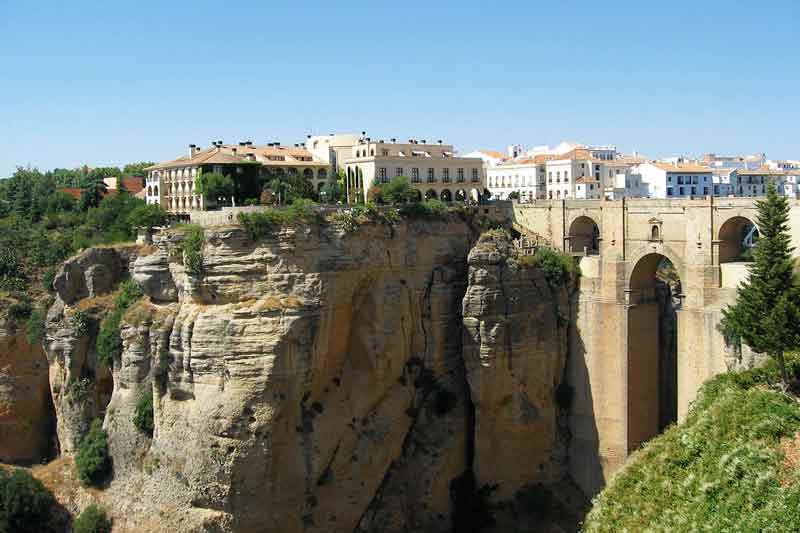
xmin=122 ymin=162 xmax=155 ymax=177
xmin=75 ymin=419 xmax=111 ymax=487
xmin=73 ymin=504 xmax=112 ymax=533
xmin=721 ymin=183 xmax=800 ymax=387
xmin=320 ymin=181 xmax=344 ymax=203
xmin=0 ymin=468 xmax=55 ymax=533
xmin=133 ymin=388 xmax=154 ymax=436
xmin=378 ymin=176 xmax=418 ymax=204
xmin=80 ymin=174 xmax=107 ymax=210
xmin=127 ymin=203 xmax=168 ymax=228
xmin=195 ymin=171 xmax=234 ymax=205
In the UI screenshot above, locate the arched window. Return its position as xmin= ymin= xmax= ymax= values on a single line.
xmin=303 ymin=168 xmax=313 ymax=179
xmin=318 ymin=168 xmax=327 ymax=179
xmin=651 ymin=225 xmax=661 ymax=241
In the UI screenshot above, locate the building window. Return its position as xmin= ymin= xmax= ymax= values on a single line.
xmin=443 ymin=168 xmax=451 ymax=183
xmin=396 ymin=167 xmax=403 ymax=177
xmin=667 ymin=187 xmax=673 ymax=196
xmin=427 ymin=168 xmax=435 ymax=183
xmin=382 ymin=150 xmax=389 ymax=156
xmin=412 ymin=168 xmax=420 ymax=183
xmin=679 ymin=187 xmax=684 ymax=195
xmin=379 ymin=167 xmax=388 ymax=183
xmin=457 ymin=168 xmax=465 ymax=182
xmin=471 ymin=168 xmax=479 ymax=182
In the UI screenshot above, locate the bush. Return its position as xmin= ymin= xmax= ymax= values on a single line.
xmin=180 ymin=225 xmax=204 ymax=277
xmin=116 ymin=278 xmax=143 ymax=310
xmin=8 ymin=300 xmax=32 ymax=320
xmin=522 ymin=247 xmax=578 ymax=290
xmin=584 ymin=354 xmax=800 ymax=532
xmin=0 ymin=468 xmax=55 ymax=533
xmin=71 ymin=309 xmax=90 ymax=336
xmin=96 ymin=309 xmax=122 ymax=367
xmin=73 ymin=503 xmax=112 ymax=533
xmin=377 ymin=176 xmax=418 ymax=204
xmin=133 ymin=388 xmax=154 ymax=437
xmin=127 ymin=203 xmax=167 ymax=229
xmin=26 ymin=308 xmax=45 ymax=345
xmin=41 ymin=267 xmax=56 ymax=292
xmin=399 ymin=199 xmax=449 ymax=220
xmin=237 ymin=200 xmax=321 ymax=241
xmin=75 ymin=419 xmax=111 ymax=488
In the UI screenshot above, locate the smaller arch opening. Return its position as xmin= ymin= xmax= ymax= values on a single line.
xmin=440 ymin=189 xmax=453 ymax=202
xmin=425 ymin=189 xmax=438 ymax=200
xmin=651 ymin=225 xmax=661 ymax=241
xmin=719 ymin=216 xmax=759 ymax=263
xmin=569 ymin=216 xmax=600 ymax=254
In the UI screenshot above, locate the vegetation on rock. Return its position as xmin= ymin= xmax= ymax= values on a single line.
xmin=96 ymin=278 xmax=144 ymax=367
xmin=0 ymin=468 xmax=55 ymax=533
xmin=133 ymin=388 xmax=154 ymax=437
xmin=721 ymin=183 xmax=800 ymax=387
xmin=72 ymin=503 xmax=112 ymax=533
xmin=584 ymin=356 xmax=800 ymax=532
xmin=25 ymin=308 xmax=45 ymax=345
xmin=75 ymin=419 xmax=111 ymax=487
xmin=237 ymin=199 xmax=322 ymax=240
xmin=179 ymin=224 xmax=205 ymax=277
xmin=518 ymin=247 xmax=578 ymax=290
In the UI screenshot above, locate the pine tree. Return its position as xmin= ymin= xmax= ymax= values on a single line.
xmin=721 ymin=182 xmax=800 ymax=387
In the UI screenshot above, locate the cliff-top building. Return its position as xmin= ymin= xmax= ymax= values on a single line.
xmin=145 ymin=142 xmax=330 ymax=215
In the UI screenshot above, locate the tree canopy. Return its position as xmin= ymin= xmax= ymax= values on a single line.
xmin=195 ymin=171 xmax=234 ymax=204
xmin=721 ymin=183 xmax=800 ymax=386
xmin=377 ymin=176 xmax=418 ymax=204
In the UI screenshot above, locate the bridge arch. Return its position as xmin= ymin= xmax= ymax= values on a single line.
xmin=568 ymin=216 xmax=600 ymax=254
xmin=718 ymin=215 xmax=759 ymax=263
xmin=627 ymin=252 xmax=681 ymax=452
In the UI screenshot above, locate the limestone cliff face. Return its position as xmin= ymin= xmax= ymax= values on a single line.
xmin=108 ymin=221 xmax=474 ymax=533
xmin=0 ymin=318 xmax=54 ymax=464
xmin=462 ymin=234 xmax=572 ymax=502
xmin=36 ymin=220 xmax=579 ymax=532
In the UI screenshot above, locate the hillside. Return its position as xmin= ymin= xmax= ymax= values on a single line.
xmin=584 ymin=357 xmax=800 ymax=532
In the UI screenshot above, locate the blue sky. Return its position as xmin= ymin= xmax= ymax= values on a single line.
xmin=1 ymin=0 xmax=798 ymax=176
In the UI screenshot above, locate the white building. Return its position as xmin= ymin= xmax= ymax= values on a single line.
xmin=462 ymin=149 xmax=507 ymax=168
xmin=702 ymin=153 xmax=765 ymax=170
xmin=633 ymin=162 xmax=714 ymax=199
xmin=486 ymin=156 xmax=547 ymax=201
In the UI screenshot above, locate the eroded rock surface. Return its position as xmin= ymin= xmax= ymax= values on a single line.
xmin=37 ymin=220 xmax=583 ymax=532
xmin=0 ymin=318 xmax=55 ymax=464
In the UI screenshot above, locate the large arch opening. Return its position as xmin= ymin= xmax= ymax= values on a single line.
xmin=627 ymin=253 xmax=681 ymax=452
xmin=569 ymin=216 xmax=600 ymax=254
xmin=440 ymin=189 xmax=453 ymax=202
xmin=718 ymin=216 xmax=758 ymax=263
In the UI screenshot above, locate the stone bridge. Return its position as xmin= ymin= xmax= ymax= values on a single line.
xmin=510 ymin=197 xmax=800 ymax=496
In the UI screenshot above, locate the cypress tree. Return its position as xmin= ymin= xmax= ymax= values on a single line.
xmin=721 ymin=182 xmax=800 ymax=387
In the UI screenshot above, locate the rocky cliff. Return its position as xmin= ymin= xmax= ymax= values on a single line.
xmin=33 ymin=217 xmax=583 ymax=532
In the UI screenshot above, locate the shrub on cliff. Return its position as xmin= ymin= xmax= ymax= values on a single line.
xmin=72 ymin=504 xmax=112 ymax=533
xmin=133 ymin=388 xmax=154 ymax=437
xmin=180 ymin=225 xmax=204 ymax=277
xmin=584 ymin=355 xmax=800 ymax=532
xmin=237 ymin=199 xmax=322 ymax=240
xmin=116 ymin=278 xmax=143 ymax=310
xmin=399 ymin=199 xmax=449 ymax=220
xmin=75 ymin=419 xmax=111 ymax=487
xmin=0 ymin=468 xmax=55 ymax=533
xmin=25 ymin=308 xmax=45 ymax=345
xmin=96 ymin=309 xmax=122 ymax=367
xmin=520 ymin=247 xmax=578 ymax=290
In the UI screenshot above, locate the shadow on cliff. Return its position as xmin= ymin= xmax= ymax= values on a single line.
xmin=566 ymin=289 xmax=606 ymax=501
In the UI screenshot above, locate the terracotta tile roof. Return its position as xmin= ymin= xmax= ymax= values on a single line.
xmin=119 ymin=176 xmax=145 ymax=194
xmin=737 ymin=167 xmax=788 ymax=176
xmin=652 ymin=163 xmax=712 ymax=173
xmin=148 ymin=144 xmax=328 ymax=170
xmin=478 ymin=150 xmax=506 ymax=159
xmin=552 ymin=148 xmax=592 ymax=161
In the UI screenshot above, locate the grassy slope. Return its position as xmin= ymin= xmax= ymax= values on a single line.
xmin=584 ymin=357 xmax=800 ymax=533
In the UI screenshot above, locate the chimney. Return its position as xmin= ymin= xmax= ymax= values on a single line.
xmin=438 ymin=140 xmax=443 ymax=144
xmin=307 ymin=134 xmax=312 ymax=139
xmin=217 ymin=140 xmax=223 ymax=146
xmin=361 ymin=131 xmax=366 ymax=136
xmin=366 ymin=137 xmax=371 ymax=142
xmin=232 ymin=147 xmax=238 ymax=156
xmin=408 ymin=138 xmax=414 ymax=144
xmin=239 ymin=142 xmax=246 ymax=147
xmin=246 ymin=141 xmax=253 ymax=146
xmin=189 ymin=144 xmax=196 ymax=157
xmin=421 ymin=139 xmax=426 ymax=144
